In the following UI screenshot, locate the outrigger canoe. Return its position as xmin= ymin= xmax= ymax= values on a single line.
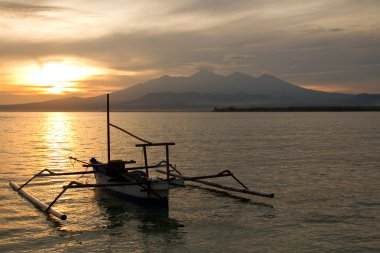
xmin=9 ymin=94 xmax=274 ymax=220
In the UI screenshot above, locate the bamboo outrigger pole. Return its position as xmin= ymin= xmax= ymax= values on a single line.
xmin=9 ymin=181 xmax=67 ymax=220
xmin=157 ymin=169 xmax=274 ymax=198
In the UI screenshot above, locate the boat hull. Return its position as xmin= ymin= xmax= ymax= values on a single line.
xmin=94 ymin=169 xmax=169 ymax=207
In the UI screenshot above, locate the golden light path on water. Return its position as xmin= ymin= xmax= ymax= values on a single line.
xmin=44 ymin=113 xmax=75 ymax=167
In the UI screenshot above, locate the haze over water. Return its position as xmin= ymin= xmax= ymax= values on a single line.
xmin=0 ymin=112 xmax=379 ymax=252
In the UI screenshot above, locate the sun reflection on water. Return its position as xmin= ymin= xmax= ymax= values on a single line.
xmin=42 ymin=112 xmax=76 ymax=170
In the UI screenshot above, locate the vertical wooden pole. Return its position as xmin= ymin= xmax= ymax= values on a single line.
xmin=143 ymin=146 xmax=149 ymax=178
xmin=166 ymin=144 xmax=170 ymax=181
xmin=107 ymin=94 xmax=110 ymax=163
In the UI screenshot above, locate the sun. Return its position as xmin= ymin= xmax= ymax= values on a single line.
xmin=21 ymin=60 xmax=101 ymax=94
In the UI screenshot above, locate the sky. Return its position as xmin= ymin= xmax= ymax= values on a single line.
xmin=1 ymin=0 xmax=380 ymax=104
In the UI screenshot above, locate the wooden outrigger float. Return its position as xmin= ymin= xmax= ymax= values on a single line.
xmin=9 ymin=94 xmax=274 ymax=220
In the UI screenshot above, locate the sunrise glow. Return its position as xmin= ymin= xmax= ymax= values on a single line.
xmin=19 ymin=60 xmax=104 ymax=94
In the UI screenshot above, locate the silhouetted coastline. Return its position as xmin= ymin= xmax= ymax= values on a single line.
xmin=213 ymin=106 xmax=380 ymax=112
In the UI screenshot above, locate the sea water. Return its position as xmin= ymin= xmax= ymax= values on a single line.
xmin=0 ymin=112 xmax=379 ymax=252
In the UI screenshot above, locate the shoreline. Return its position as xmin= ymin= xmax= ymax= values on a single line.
xmin=213 ymin=106 xmax=380 ymax=112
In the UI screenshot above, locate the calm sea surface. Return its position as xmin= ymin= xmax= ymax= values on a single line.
xmin=0 ymin=112 xmax=379 ymax=252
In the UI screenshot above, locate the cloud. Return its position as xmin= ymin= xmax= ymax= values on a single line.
xmin=1 ymin=0 xmax=380 ymax=100
xmin=169 ymin=0 xmax=256 ymax=15
xmin=0 ymin=1 xmax=69 ymax=14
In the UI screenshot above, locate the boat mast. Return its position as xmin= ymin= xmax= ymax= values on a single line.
xmin=107 ymin=94 xmax=111 ymax=163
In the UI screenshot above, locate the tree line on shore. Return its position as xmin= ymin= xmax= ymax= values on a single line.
xmin=213 ymin=106 xmax=380 ymax=112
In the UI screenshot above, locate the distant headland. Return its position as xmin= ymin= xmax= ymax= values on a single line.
xmin=213 ymin=106 xmax=380 ymax=112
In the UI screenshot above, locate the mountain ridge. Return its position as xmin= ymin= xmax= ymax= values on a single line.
xmin=1 ymin=71 xmax=379 ymax=111
xmin=108 ymin=71 xmax=325 ymax=102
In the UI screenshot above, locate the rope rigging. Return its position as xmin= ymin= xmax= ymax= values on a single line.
xmin=109 ymin=123 xmax=152 ymax=144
